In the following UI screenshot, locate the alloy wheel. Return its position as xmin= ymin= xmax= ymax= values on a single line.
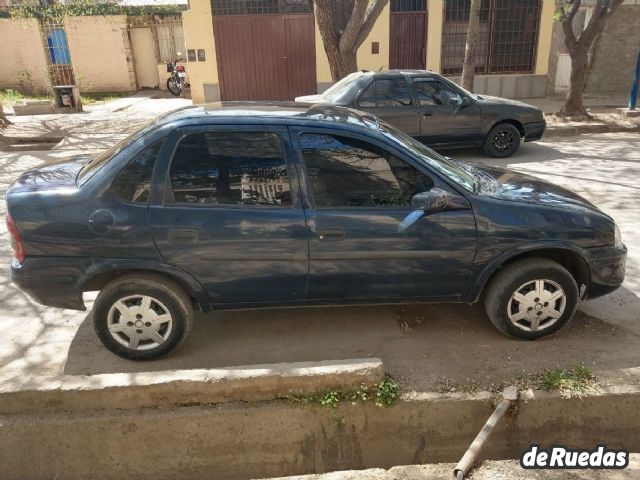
xmin=492 ymin=130 xmax=515 ymax=153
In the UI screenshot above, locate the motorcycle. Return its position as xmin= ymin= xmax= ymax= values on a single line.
xmin=166 ymin=59 xmax=187 ymax=97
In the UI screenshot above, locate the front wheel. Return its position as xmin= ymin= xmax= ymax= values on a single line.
xmin=167 ymin=77 xmax=182 ymax=97
xmin=483 ymin=123 xmax=521 ymax=158
xmin=93 ymin=273 xmax=193 ymax=360
xmin=484 ymin=258 xmax=579 ymax=340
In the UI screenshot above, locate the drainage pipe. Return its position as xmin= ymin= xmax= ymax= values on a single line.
xmin=453 ymin=385 xmax=518 ymax=479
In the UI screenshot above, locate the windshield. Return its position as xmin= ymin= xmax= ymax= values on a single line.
xmin=378 ymin=121 xmax=476 ymax=192
xmin=322 ymin=72 xmax=371 ymax=104
xmin=77 ymin=119 xmax=157 ymax=184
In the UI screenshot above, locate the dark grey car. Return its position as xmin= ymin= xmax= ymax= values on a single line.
xmin=296 ymin=70 xmax=546 ymax=158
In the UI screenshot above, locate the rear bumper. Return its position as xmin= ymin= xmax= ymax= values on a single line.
xmin=583 ymin=244 xmax=627 ymax=299
xmin=523 ymin=121 xmax=546 ymax=141
xmin=11 ymin=257 xmax=87 ymax=310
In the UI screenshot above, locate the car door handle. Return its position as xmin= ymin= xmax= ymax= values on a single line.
xmin=422 ymin=112 xmax=433 ymax=117
xmin=317 ymin=228 xmax=344 ymax=241
xmin=168 ymin=229 xmax=198 ymax=242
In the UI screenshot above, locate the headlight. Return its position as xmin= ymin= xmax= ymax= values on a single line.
xmin=614 ymin=223 xmax=623 ymax=248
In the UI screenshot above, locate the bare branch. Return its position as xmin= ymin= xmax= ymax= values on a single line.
xmin=560 ymin=0 xmax=580 ymax=53
xmin=339 ymin=0 xmax=368 ymax=53
xmin=354 ymin=0 xmax=389 ymax=49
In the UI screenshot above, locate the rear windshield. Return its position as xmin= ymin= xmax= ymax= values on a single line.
xmin=321 ymin=72 xmax=372 ymax=104
xmin=77 ymin=119 xmax=157 ymax=184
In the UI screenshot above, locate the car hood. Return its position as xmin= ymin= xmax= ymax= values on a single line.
xmin=475 ymin=95 xmax=540 ymax=110
xmin=294 ymin=94 xmax=331 ymax=104
xmin=466 ymin=163 xmax=600 ymax=212
xmin=7 ymin=155 xmax=90 ymax=194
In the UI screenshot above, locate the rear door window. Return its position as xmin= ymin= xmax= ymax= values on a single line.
xmin=168 ymin=131 xmax=291 ymax=207
xmin=358 ymin=78 xmax=412 ymax=107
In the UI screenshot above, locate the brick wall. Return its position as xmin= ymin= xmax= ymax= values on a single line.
xmin=64 ymin=15 xmax=137 ymax=93
xmin=585 ymin=4 xmax=640 ymax=96
xmin=0 ymin=18 xmax=50 ymax=94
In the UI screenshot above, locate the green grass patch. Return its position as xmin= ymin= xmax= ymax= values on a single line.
xmin=287 ymin=376 xmax=399 ymax=410
xmin=539 ymin=365 xmax=597 ymax=397
xmin=80 ymin=92 xmax=127 ymax=105
xmin=0 ymin=89 xmax=53 ymax=104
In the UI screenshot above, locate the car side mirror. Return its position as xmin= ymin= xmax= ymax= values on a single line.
xmin=459 ymin=96 xmax=472 ymax=107
xmin=411 ymin=188 xmax=449 ymax=213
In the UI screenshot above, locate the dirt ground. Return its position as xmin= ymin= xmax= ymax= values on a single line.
xmin=0 ymin=100 xmax=639 ymax=394
xmin=269 ymin=455 xmax=640 ymax=480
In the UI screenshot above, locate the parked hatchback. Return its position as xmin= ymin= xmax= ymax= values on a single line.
xmin=7 ymin=103 xmax=625 ymax=360
xmin=296 ymin=70 xmax=546 ymax=158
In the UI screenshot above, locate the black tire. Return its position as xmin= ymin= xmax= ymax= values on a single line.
xmin=484 ymin=258 xmax=579 ymax=340
xmin=483 ymin=122 xmax=521 ymax=158
xmin=166 ymin=77 xmax=181 ymax=97
xmin=93 ymin=273 xmax=193 ymax=360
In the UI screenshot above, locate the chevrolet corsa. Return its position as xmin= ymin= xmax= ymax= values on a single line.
xmin=7 ymin=104 xmax=626 ymax=360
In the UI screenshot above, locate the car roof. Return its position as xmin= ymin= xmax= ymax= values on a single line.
xmin=365 ymin=69 xmax=438 ymax=77
xmin=156 ymin=101 xmax=381 ymax=130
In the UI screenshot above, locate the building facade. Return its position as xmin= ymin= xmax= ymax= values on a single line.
xmin=183 ymin=0 xmax=556 ymax=103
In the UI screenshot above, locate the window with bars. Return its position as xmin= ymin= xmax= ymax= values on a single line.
xmin=441 ymin=0 xmax=541 ymax=75
xmin=211 ymin=0 xmax=312 ymax=15
xmin=390 ymin=0 xmax=426 ymax=12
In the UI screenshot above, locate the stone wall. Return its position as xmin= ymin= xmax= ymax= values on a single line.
xmin=585 ymin=3 xmax=640 ymax=96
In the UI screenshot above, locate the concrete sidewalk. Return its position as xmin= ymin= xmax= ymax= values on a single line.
xmin=515 ymin=94 xmax=629 ymax=114
xmin=268 ymin=455 xmax=640 ymax=480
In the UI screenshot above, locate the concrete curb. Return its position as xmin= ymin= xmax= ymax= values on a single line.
xmin=544 ymin=123 xmax=640 ymax=137
xmin=0 ymin=358 xmax=384 ymax=415
xmin=2 ymin=384 xmax=640 ymax=480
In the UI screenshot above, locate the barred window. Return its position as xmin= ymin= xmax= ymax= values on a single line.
xmin=441 ymin=0 xmax=541 ymax=75
xmin=211 ymin=0 xmax=312 ymax=15
xmin=390 ymin=0 xmax=426 ymax=12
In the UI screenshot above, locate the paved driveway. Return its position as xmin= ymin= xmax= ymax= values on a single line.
xmin=0 ymin=131 xmax=638 ymax=393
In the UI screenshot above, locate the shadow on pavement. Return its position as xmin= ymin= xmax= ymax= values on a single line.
xmin=64 ymin=300 xmax=640 ymax=392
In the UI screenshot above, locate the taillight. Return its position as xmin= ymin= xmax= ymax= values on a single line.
xmin=6 ymin=213 xmax=25 ymax=264
xmin=176 ymin=64 xmax=185 ymax=72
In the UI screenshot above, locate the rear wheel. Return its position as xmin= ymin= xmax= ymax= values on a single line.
xmin=483 ymin=123 xmax=521 ymax=158
xmin=93 ymin=273 xmax=193 ymax=360
xmin=167 ymin=77 xmax=181 ymax=97
xmin=484 ymin=258 xmax=579 ymax=340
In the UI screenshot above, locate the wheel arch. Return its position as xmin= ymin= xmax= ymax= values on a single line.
xmin=488 ymin=119 xmax=525 ymax=138
xmin=79 ymin=262 xmax=211 ymax=312
xmin=467 ymin=245 xmax=591 ymax=303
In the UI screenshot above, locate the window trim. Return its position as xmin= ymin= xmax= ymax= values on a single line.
xmin=355 ymin=76 xmax=415 ymax=109
xmin=159 ymin=125 xmax=300 ymax=210
xmin=291 ymin=127 xmax=438 ymax=211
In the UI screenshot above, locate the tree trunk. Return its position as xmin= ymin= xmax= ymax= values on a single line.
xmin=559 ymin=48 xmax=589 ymax=116
xmin=315 ymin=0 xmax=388 ymax=82
xmin=0 ymin=106 xmax=10 ymax=128
xmin=461 ymin=0 xmax=481 ymax=91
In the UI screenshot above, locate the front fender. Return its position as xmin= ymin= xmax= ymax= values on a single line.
xmin=463 ymin=240 xmax=591 ymax=303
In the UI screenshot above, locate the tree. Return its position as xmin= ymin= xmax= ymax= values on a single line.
xmin=315 ymin=0 xmax=389 ymax=82
xmin=460 ymin=0 xmax=481 ymax=91
xmin=0 ymin=108 xmax=10 ymax=129
xmin=558 ymin=0 xmax=624 ymax=117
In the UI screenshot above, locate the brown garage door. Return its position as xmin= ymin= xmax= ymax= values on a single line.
xmin=212 ymin=1 xmax=316 ymax=101
xmin=389 ymin=0 xmax=427 ymax=70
